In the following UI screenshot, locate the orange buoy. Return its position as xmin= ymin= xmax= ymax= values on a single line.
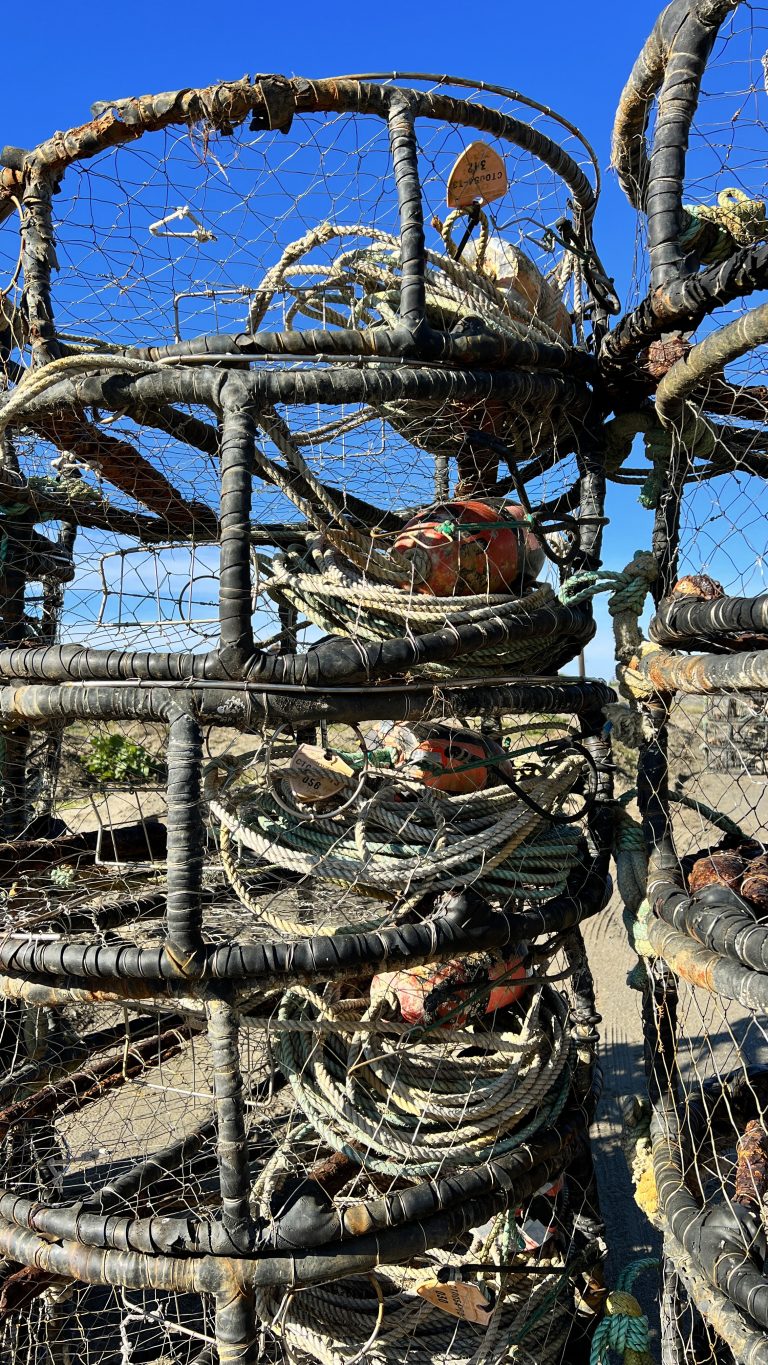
xmin=398 ymin=727 xmax=492 ymax=794
xmin=370 ymin=952 xmax=528 ymax=1027
xmin=392 ymin=499 xmax=544 ymax=596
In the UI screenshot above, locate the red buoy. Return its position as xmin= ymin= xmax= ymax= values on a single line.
xmin=393 ymin=499 xmax=544 ymax=596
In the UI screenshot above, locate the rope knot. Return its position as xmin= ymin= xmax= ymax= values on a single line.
xmin=590 ymin=1260 xmax=658 ymax=1364
xmin=605 ymin=1291 xmax=643 ymax=1319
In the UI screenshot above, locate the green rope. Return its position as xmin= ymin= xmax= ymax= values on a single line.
xmin=624 ymin=898 xmax=654 ymax=992
xmin=638 ymin=427 xmax=674 ymax=511
xmin=558 ymin=565 xmax=651 ymax=617
xmin=590 ymin=1258 xmax=658 ymax=1364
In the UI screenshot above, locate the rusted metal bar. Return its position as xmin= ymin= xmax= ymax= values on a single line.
xmin=627 ymin=647 xmax=768 ymax=696
xmin=0 ymin=820 xmax=167 ymax=883
xmin=0 ymin=1020 xmax=194 ymax=1141
xmin=30 ymin=409 xmax=216 ymax=537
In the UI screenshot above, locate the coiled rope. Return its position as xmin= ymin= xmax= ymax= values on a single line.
xmin=680 ymin=188 xmax=768 ymax=265
xmin=253 ymin=1239 xmax=578 ymax=1365
xmin=247 ymin=220 xmax=577 ymax=460
xmin=207 ymin=752 xmax=588 ymax=932
xmin=261 ymin=540 xmax=587 ymax=679
xmin=271 ymin=981 xmax=572 ymax=1176
xmin=249 ymin=221 xmax=571 ymax=349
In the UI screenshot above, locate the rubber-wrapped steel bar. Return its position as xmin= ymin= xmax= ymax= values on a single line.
xmin=652 ymin=1100 xmax=768 ymax=1332
xmin=647 ymin=916 xmax=768 ymax=1011
xmin=205 ymin=996 xmax=253 ymax=1254
xmin=651 ymin=868 xmax=768 ymax=975
xmin=650 ymin=593 xmax=768 ymax=648
xmin=0 ymin=1101 xmax=590 ymax=1259
xmin=611 ymin=0 xmax=691 ymax=210
xmin=0 ymin=1144 xmax=580 ymax=1296
xmin=3 ymin=74 xmax=595 ymax=227
xmin=387 ymin=93 xmax=427 ymax=342
xmin=648 ymin=1 xmax=739 ymax=287
xmin=218 ymin=396 xmax=255 ymax=674
xmin=656 ymin=300 xmax=768 ymax=430
xmin=612 ymin=0 xmax=740 ymax=286
xmin=164 ymin=712 xmax=205 ymax=966
xmin=0 ymin=862 xmax=610 ymax=986
xmin=18 ymin=167 xmax=60 ymax=366
xmin=663 ymin=1229 xmax=768 ymax=1365
xmin=0 ymin=359 xmax=594 ymax=439
xmin=627 ymin=647 xmax=768 ymax=696
xmin=0 ymin=678 xmax=614 ymax=733
xmin=129 ymin=321 xmax=592 ymax=376
xmin=601 ymin=238 xmax=768 ymax=373
xmin=574 ymin=427 xmax=608 ymax=568
xmin=0 ymin=595 xmax=594 ymax=690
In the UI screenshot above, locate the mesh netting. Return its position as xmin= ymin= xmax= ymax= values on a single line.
xmin=4 ymin=2 xmax=768 ymax=1362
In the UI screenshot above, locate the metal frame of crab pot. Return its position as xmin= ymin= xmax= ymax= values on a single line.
xmin=0 ymin=61 xmax=634 ymax=1364
xmin=635 ymin=686 xmax=768 ymax=1361
xmin=0 ymin=71 xmax=617 ymax=885
xmin=0 ymin=675 xmax=615 ymax=1360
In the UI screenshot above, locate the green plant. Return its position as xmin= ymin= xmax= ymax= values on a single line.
xmin=81 ymin=734 xmax=165 ymax=785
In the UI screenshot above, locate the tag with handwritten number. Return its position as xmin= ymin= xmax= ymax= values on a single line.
xmin=447 ymin=142 xmax=508 ymax=208
xmin=417 ymin=1279 xmax=493 ymax=1327
xmin=288 ymin=744 xmax=354 ymax=803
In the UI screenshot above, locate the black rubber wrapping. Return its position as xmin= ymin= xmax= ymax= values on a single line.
xmin=136 ymin=321 xmax=596 ymax=376
xmin=650 ymin=593 xmax=768 ymax=649
xmin=218 ymin=395 xmax=256 ymax=671
xmin=653 ymin=1100 xmax=768 ymax=1333
xmin=0 ymin=677 xmax=615 ymax=741
xmin=603 ymin=237 xmax=768 ymax=370
xmin=653 ymin=874 xmax=768 ymax=975
xmin=18 ymin=166 xmax=61 ymax=365
xmin=611 ymin=0 xmax=691 ymax=208
xmin=0 ymin=856 xmax=610 ymax=986
xmin=10 ymin=354 xmax=593 ymax=422
xmin=0 ymin=596 xmax=595 ymax=691
xmin=206 ymin=996 xmax=254 ymax=1250
xmin=646 ymin=4 xmax=732 ymax=288
xmin=387 ymin=94 xmax=427 ymax=339
xmin=0 ymin=1100 xmax=589 ymax=1261
xmin=165 ymin=712 xmax=205 ymax=961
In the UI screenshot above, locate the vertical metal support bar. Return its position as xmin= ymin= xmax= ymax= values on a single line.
xmin=206 ymin=995 xmax=253 ymax=1240
xmin=219 ymin=392 xmax=255 ymax=676
xmin=387 ymin=93 xmax=428 ymax=341
xmin=165 ymin=711 xmax=205 ymax=964
xmin=645 ymin=3 xmax=733 ymax=290
xmin=639 ymin=696 xmax=675 ymax=876
xmin=207 ymin=994 xmax=257 ymax=1363
xmin=214 ymin=1285 xmax=259 ymax=1365
xmin=651 ymin=434 xmax=687 ymax=604
xmin=2 ymin=726 xmax=30 ymax=837
xmin=637 ymin=695 xmax=681 ymax=1115
xmin=20 ymin=167 xmax=61 ymax=366
xmin=575 ymin=430 xmax=607 ymax=572
xmin=37 ymin=522 xmax=77 ymax=828
xmin=434 ymin=455 xmax=450 ymax=501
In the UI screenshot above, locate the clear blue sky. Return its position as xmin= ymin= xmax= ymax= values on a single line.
xmin=4 ymin=1 xmax=766 ymax=678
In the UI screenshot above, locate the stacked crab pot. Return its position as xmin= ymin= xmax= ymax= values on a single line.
xmin=0 ymin=62 xmax=619 ymax=1365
